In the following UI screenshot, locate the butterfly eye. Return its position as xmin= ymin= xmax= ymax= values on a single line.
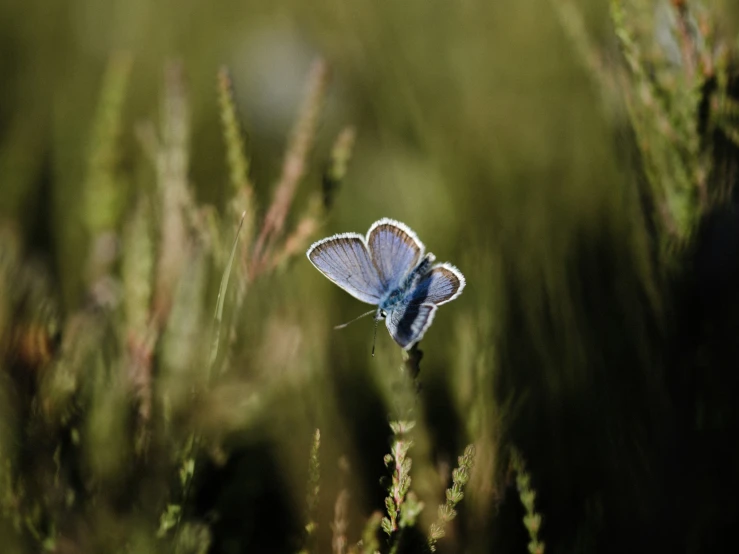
xmin=380 ymin=310 xmax=387 ymax=318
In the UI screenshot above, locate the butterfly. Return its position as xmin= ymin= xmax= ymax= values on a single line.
xmin=306 ymin=218 xmax=465 ymax=353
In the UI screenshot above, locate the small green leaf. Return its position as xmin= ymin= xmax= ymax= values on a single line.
xmin=157 ymin=504 xmax=182 ymax=537
xmin=179 ymin=458 xmax=195 ymax=487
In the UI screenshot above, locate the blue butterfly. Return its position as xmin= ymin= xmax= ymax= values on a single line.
xmin=307 ymin=218 xmax=465 ymax=352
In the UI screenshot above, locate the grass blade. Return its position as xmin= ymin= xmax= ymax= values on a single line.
xmin=208 ymin=211 xmax=247 ymax=374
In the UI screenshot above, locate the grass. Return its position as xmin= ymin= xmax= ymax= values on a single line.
xmin=2 ymin=0 xmax=739 ymax=553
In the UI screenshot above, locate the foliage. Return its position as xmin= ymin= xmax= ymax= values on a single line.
xmin=2 ymin=0 xmax=739 ymax=553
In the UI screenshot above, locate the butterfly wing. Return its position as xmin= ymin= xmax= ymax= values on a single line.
xmin=409 ymin=263 xmax=465 ymax=306
xmin=367 ymin=218 xmax=425 ymax=292
xmin=307 ymin=233 xmax=386 ymax=304
xmin=385 ymin=302 xmax=438 ymax=350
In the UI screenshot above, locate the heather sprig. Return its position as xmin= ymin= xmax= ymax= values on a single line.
xmin=332 ymin=489 xmax=350 ymax=554
xmin=322 ymin=126 xmax=356 ymax=211
xmin=269 ymin=125 xmax=357 ymax=273
xmin=381 ymin=420 xmax=424 ymax=554
xmin=427 ymin=444 xmax=476 ymax=552
xmin=381 ymin=419 xmax=415 ymax=536
xmin=82 ymin=51 xmax=133 ymax=284
xmin=217 ymin=67 xmax=254 ymax=210
xmin=153 ymin=61 xmax=194 ymax=323
xmin=122 ymin=196 xmax=156 ymax=438
xmin=217 ymin=65 xmax=255 ymax=309
xmin=511 ymin=449 xmax=545 ymax=554
xmin=251 ymin=59 xmax=331 ymax=277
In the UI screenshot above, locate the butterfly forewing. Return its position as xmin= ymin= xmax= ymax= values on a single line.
xmin=386 ymin=303 xmax=437 ymax=349
xmin=307 ymin=234 xmax=385 ymax=304
xmin=410 ymin=263 xmax=466 ymax=306
xmin=367 ymin=218 xmax=425 ymax=291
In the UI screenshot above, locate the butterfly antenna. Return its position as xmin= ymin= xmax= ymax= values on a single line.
xmin=334 ymin=309 xmax=376 ymax=330
xmin=371 ymin=316 xmax=380 ymax=357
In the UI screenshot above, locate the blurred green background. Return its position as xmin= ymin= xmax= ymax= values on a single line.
xmin=3 ymin=0 xmax=739 ymax=553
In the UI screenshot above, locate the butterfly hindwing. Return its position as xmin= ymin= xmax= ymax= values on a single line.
xmin=409 ymin=263 xmax=466 ymax=306
xmin=367 ymin=218 xmax=425 ymax=292
xmin=385 ymin=302 xmax=438 ymax=350
xmin=307 ymin=233 xmax=386 ymax=304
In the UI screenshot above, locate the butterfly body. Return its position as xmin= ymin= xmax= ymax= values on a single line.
xmin=307 ymin=219 xmax=465 ymax=350
xmin=375 ymin=252 xmax=433 ymax=311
